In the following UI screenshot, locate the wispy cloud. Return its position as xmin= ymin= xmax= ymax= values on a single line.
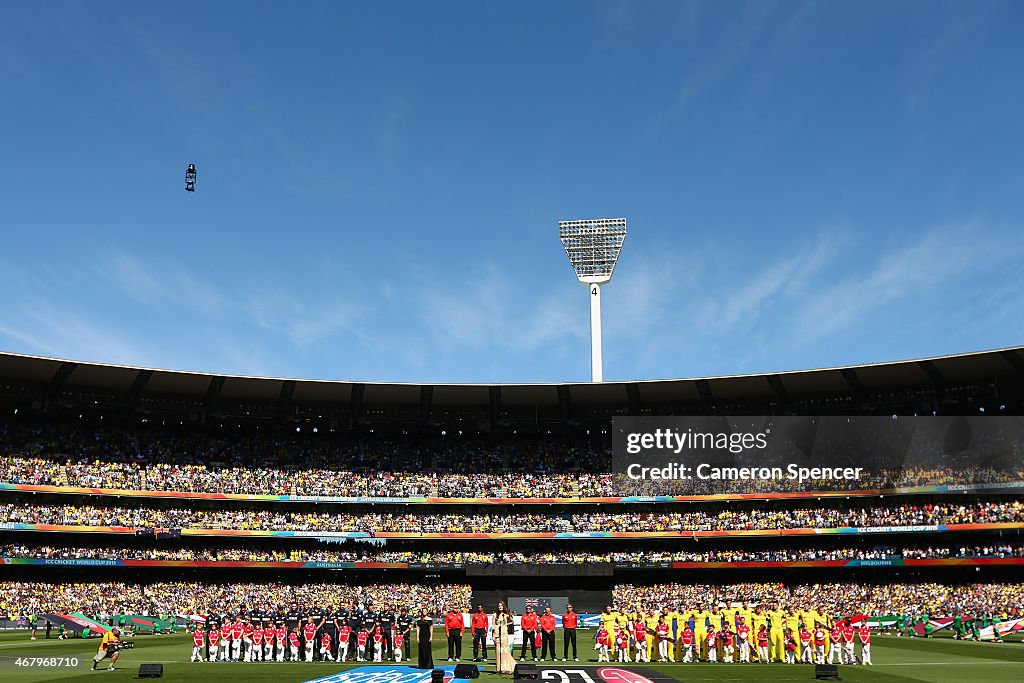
xmin=646 ymin=1 xmax=774 ymax=134
xmin=595 ymin=220 xmax=1024 ymax=379
xmin=417 ymin=263 xmax=585 ymax=354
xmin=788 ymin=222 xmax=1014 ymax=342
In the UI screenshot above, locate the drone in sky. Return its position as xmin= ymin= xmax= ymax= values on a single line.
xmin=185 ymin=164 xmax=197 ymax=192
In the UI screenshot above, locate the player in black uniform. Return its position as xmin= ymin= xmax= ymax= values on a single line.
xmin=396 ymin=607 xmax=414 ymax=662
xmin=286 ymin=602 xmax=303 ymax=632
xmin=379 ymin=604 xmax=396 ymax=661
xmin=349 ymin=601 xmax=364 ymax=634
xmin=308 ymin=604 xmax=328 ymax=660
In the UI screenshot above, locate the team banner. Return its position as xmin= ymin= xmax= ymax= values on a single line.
xmin=613 ymin=416 xmax=1024 ymax=494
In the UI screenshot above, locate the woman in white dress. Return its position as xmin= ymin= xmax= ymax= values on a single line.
xmin=492 ymin=602 xmax=515 ymax=674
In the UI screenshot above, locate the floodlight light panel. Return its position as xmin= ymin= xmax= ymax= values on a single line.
xmin=559 ymin=218 xmax=627 ymax=284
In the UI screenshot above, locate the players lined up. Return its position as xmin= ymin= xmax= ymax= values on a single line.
xmin=189 ymin=616 xmax=412 ymax=663
xmin=591 ymin=605 xmax=872 ymax=665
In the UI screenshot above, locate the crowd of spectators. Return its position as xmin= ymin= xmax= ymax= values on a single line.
xmin=2 ymin=500 xmax=1022 ymax=533
xmin=5 ymin=455 xmax=1022 ymax=499
xmin=2 ymin=543 xmax=1022 ymax=564
xmin=2 ymin=579 xmax=1021 ymax=620
xmin=614 ymin=582 xmax=1024 ymax=618
xmin=3 ymin=420 xmax=1023 ymax=499
xmin=0 ymin=581 xmax=472 ymax=620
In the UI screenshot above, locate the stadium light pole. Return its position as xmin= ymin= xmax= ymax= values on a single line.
xmin=559 ymin=218 xmax=627 ymax=382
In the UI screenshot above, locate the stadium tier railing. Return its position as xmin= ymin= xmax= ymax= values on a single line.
xmin=4 ymin=479 xmax=1024 ymax=505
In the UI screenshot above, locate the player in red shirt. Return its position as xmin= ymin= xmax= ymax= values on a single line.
xmin=736 ymin=618 xmax=751 ymax=663
xmin=219 ymin=623 xmax=232 ymax=662
xmin=561 ymin=604 xmax=579 ymax=662
xmin=615 ymin=628 xmax=629 ymax=663
xmin=633 ymin=619 xmax=649 ymax=662
xmin=829 ymin=622 xmax=843 ymax=664
xmin=303 ymin=617 xmax=318 ymax=662
xmin=320 ymin=631 xmax=333 ymax=662
xmin=813 ymin=626 xmax=826 ymax=664
xmin=288 ymin=627 xmax=301 ymax=662
xmin=656 ymin=616 xmax=671 ymax=662
xmin=251 ymin=623 xmax=264 ymax=662
xmin=539 ymin=608 xmax=557 ymax=661
xmin=471 ymin=605 xmax=489 ymax=662
xmin=784 ymin=628 xmax=797 ymax=665
xmin=720 ymin=627 xmax=734 ymax=663
xmin=337 ymin=620 xmax=352 ymax=662
xmin=275 ymin=623 xmax=288 ymax=662
xmin=373 ymin=623 xmax=385 ymax=662
xmin=706 ymin=625 xmax=718 ymax=663
xmin=208 ymin=625 xmax=220 ymax=663
xmin=444 ymin=609 xmax=464 ymax=662
xmin=262 ymin=622 xmax=275 ymax=662
xmin=594 ymin=625 xmax=610 ymax=662
xmin=519 ymin=607 xmax=539 ymax=661
xmin=356 ymin=626 xmax=369 ymax=661
xmin=190 ymin=625 xmax=206 ymax=663
xmin=756 ymin=625 xmax=769 ymax=663
xmin=857 ymin=625 xmax=872 ymax=665
xmin=842 ymin=620 xmax=856 ymax=665
xmin=393 ymin=630 xmax=405 ymax=663
xmin=680 ymin=625 xmax=695 ymax=663
xmin=230 ymin=617 xmax=244 ymax=662
xmin=242 ymin=619 xmax=255 ymax=662
xmin=799 ymin=627 xmax=813 ymax=664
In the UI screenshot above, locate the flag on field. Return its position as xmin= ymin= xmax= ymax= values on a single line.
xmin=913 ymin=618 xmax=953 ymax=636
xmin=979 ymin=618 xmax=1024 ymax=641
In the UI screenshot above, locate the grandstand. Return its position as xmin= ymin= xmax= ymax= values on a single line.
xmin=2 ymin=348 xmax=1024 ymax=680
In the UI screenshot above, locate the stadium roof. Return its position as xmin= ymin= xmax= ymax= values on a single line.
xmin=1 ymin=346 xmax=1023 ymax=413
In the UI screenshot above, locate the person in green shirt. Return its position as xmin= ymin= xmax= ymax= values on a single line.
xmin=953 ymin=615 xmax=963 ymax=639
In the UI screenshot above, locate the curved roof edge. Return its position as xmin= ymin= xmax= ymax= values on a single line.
xmin=1 ymin=345 xmax=1022 ymax=407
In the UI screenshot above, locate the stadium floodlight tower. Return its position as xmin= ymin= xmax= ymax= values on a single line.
xmin=559 ymin=217 xmax=627 ymax=382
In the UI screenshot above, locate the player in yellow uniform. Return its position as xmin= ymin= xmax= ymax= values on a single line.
xmin=600 ymin=606 xmax=618 ymax=634
xmin=736 ymin=603 xmax=754 ymax=634
xmin=616 ymin=610 xmax=630 ymax=633
xmin=767 ymin=604 xmax=786 ymax=662
xmin=711 ymin=607 xmax=725 ymax=634
xmin=750 ymin=605 xmax=768 ymax=661
xmin=641 ymin=609 xmax=657 ymax=661
xmin=692 ymin=605 xmax=711 ymax=662
xmin=799 ymin=606 xmax=820 ymax=645
xmin=673 ymin=606 xmax=693 ymax=661
xmin=811 ymin=607 xmax=831 ymax=655
xmin=722 ymin=607 xmax=736 ymax=634
xmin=785 ymin=608 xmax=802 ymax=662
xmin=666 ymin=606 xmax=683 ymax=661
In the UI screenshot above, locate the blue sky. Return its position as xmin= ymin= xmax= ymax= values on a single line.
xmin=1 ymin=1 xmax=1022 ymax=383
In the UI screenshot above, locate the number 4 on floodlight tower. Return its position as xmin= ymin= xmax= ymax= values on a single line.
xmin=559 ymin=218 xmax=627 ymax=383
